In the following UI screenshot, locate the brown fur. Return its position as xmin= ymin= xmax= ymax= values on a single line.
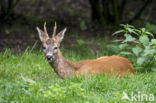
xmin=49 ymin=50 xmax=135 ymax=79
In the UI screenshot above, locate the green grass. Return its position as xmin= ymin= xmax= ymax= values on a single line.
xmin=0 ymin=48 xmax=156 ymax=103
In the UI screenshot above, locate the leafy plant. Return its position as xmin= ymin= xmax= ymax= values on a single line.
xmin=113 ymin=24 xmax=156 ymax=72
xmin=146 ymin=22 xmax=156 ymax=35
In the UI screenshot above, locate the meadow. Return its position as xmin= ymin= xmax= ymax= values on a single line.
xmin=0 ymin=43 xmax=155 ymax=103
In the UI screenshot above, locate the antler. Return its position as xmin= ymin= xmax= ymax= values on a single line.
xmin=44 ymin=22 xmax=48 ymax=35
xmin=52 ymin=22 xmax=57 ymax=38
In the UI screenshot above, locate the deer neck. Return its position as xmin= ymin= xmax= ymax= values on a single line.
xmin=49 ymin=49 xmax=77 ymax=79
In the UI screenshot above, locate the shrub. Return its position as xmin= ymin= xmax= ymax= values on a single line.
xmin=113 ymin=24 xmax=156 ymax=72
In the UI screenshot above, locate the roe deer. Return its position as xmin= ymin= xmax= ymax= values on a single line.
xmin=36 ymin=22 xmax=135 ymax=79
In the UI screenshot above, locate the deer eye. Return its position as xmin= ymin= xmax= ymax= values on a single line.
xmin=54 ymin=47 xmax=58 ymax=50
xmin=43 ymin=46 xmax=46 ymax=50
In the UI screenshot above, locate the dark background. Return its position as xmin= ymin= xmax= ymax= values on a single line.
xmin=0 ymin=0 xmax=156 ymax=53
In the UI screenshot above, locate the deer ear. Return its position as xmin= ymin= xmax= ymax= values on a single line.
xmin=56 ymin=28 xmax=67 ymax=43
xmin=36 ymin=27 xmax=49 ymax=42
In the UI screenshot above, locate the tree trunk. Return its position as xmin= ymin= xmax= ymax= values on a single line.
xmin=89 ymin=0 xmax=105 ymax=24
xmin=129 ymin=0 xmax=152 ymax=23
xmin=112 ymin=0 xmax=119 ymax=24
xmin=0 ymin=0 xmax=20 ymax=22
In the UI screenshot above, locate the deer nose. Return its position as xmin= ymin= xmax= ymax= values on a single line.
xmin=46 ymin=55 xmax=53 ymax=62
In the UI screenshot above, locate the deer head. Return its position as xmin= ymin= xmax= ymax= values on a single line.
xmin=36 ymin=22 xmax=66 ymax=62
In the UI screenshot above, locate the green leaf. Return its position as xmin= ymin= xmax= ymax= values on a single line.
xmin=151 ymin=67 xmax=156 ymax=72
xmin=120 ymin=24 xmax=126 ymax=27
xmin=123 ymin=34 xmax=136 ymax=43
xmin=137 ymin=57 xmax=147 ymax=65
xmin=143 ymin=48 xmax=156 ymax=56
xmin=131 ymin=30 xmax=139 ymax=36
xmin=145 ymin=31 xmax=153 ymax=37
xmin=146 ymin=22 xmax=156 ymax=34
xmin=106 ymin=44 xmax=120 ymax=53
xmin=127 ymin=28 xmax=138 ymax=35
xmin=112 ymin=30 xmax=124 ymax=35
xmin=134 ymin=29 xmax=141 ymax=35
xmin=112 ymin=40 xmax=122 ymax=43
xmin=119 ymin=44 xmax=129 ymax=49
xmin=141 ymin=28 xmax=146 ymax=33
xmin=132 ymin=46 xmax=143 ymax=56
xmin=127 ymin=28 xmax=133 ymax=33
xmin=150 ymin=39 xmax=156 ymax=46
xmin=124 ymin=24 xmax=134 ymax=28
xmin=139 ymin=35 xmax=149 ymax=46
xmin=119 ymin=51 xmax=132 ymax=56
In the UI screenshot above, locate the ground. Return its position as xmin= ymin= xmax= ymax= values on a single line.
xmin=0 ymin=49 xmax=155 ymax=103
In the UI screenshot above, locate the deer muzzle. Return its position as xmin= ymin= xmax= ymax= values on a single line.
xmin=46 ymin=55 xmax=53 ymax=62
